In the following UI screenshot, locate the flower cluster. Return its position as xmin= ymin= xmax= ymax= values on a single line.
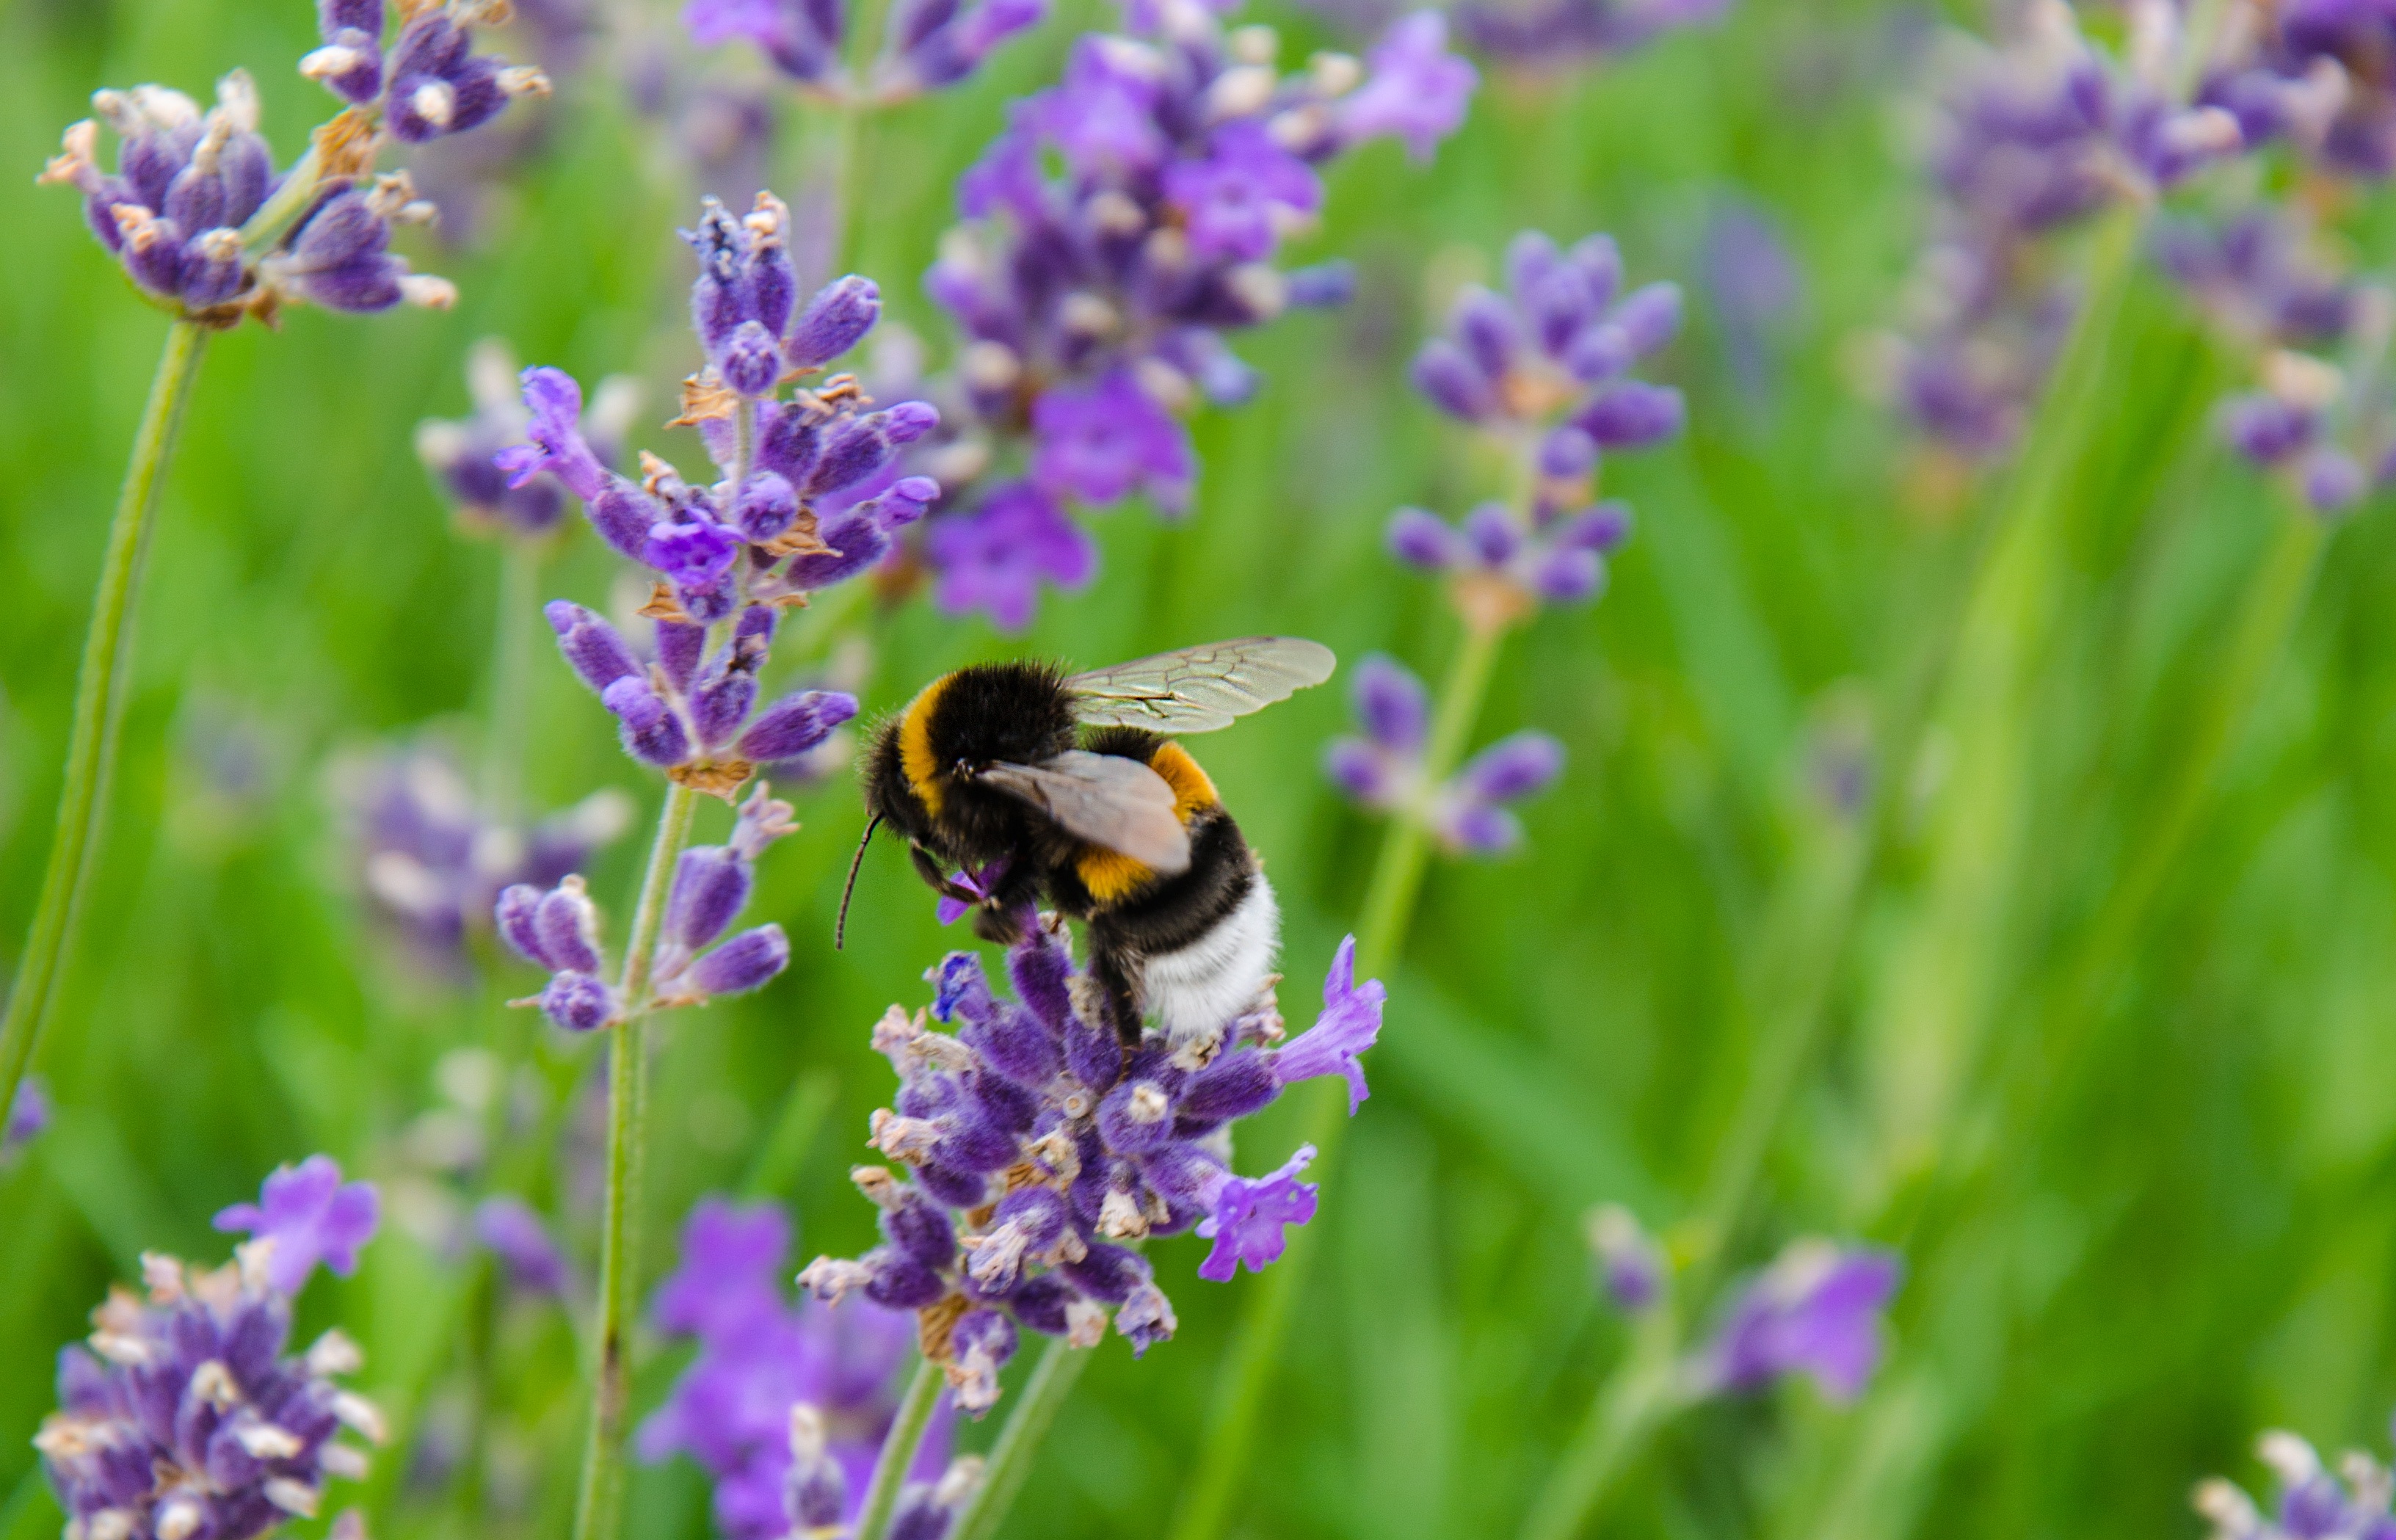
xmin=40 ymin=1158 xmax=385 ymax=1540
xmin=2215 ymin=334 xmax=2396 ymax=515
xmin=1692 ymin=1240 xmax=1901 ymax=1403
xmin=640 ymin=1199 xmax=940 ymax=1540
xmin=2199 ymin=2 xmax=2396 ymax=183
xmin=1325 ymin=655 xmax=1564 ymax=854
xmin=2196 ymin=1427 xmax=2396 ymax=1540
xmin=340 ymin=744 xmax=634 ymax=967
xmin=685 ymin=0 xmax=1049 ymax=103
xmin=796 ymin=922 xmax=1385 ymax=1412
xmin=907 ymin=3 xmax=1477 ymax=627
xmin=1876 ymin=0 xmax=2246 ymax=462
xmin=498 ymin=782 xmax=799 ymax=1031
xmin=416 ymin=340 xmax=642 ymax=539
xmin=472 ymin=1195 xmax=572 ymax=1297
xmin=507 ymin=198 xmax=935 ymax=790
xmin=37 ymin=2 xmax=549 ymax=320
xmin=1398 ymin=228 xmax=1674 ymax=625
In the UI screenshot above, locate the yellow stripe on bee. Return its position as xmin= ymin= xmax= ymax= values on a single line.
xmin=897 ymin=674 xmax=954 ymax=816
xmin=1147 ymin=741 xmax=1219 ymax=821
xmin=1072 ymin=743 xmax=1219 ymax=906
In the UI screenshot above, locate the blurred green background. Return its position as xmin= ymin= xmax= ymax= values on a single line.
xmin=5 ymin=1 xmax=2395 ymax=1537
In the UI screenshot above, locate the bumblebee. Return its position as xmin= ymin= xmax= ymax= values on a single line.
xmin=846 ymin=638 xmax=1336 ymax=1045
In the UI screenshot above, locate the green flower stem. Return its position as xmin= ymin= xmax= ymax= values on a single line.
xmin=570 ymin=778 xmax=703 ymax=1540
xmin=1169 ymin=606 xmax=1512 ymax=1540
xmin=1517 ymin=1304 xmax=1685 ymax=1540
xmin=853 ymin=1356 xmax=948 ymax=1540
xmin=950 ymin=1337 xmax=1095 ymax=1540
xmin=0 ymin=317 xmax=208 ymax=1140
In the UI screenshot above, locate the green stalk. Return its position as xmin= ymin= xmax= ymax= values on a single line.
xmin=1169 ymin=607 xmax=1511 ymax=1540
xmin=949 ymin=1338 xmax=1094 ymax=1540
xmin=570 ymin=780 xmax=703 ymax=1540
xmin=0 ymin=318 xmax=208 ymax=1134
xmin=853 ymin=1357 xmax=948 ymax=1540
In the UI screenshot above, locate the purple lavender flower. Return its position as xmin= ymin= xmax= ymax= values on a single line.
xmin=4 ymin=1075 xmax=50 ymax=1161
xmin=796 ymin=921 xmax=1386 ymax=1408
xmin=37 ymin=1250 xmax=385 ymax=1540
xmin=1326 ymin=655 xmax=1567 ymax=854
xmin=1335 ymin=12 xmax=1479 ymax=161
xmin=472 ymin=1196 xmax=570 ymax=1296
xmin=1195 ymin=1145 xmax=1318 ymax=1281
xmin=684 ymin=0 xmax=1047 ymax=101
xmin=509 ymin=199 xmax=929 ymax=788
xmin=1453 ymin=0 xmax=1725 ymax=71
xmin=911 ymin=6 xmax=1476 ymax=625
xmin=2212 ymin=348 xmax=2392 ymax=516
xmin=1585 ymin=1203 xmax=1664 ymax=1312
xmin=418 ymin=341 xmax=642 ymax=537
xmin=211 ymin=1155 xmax=383 ymax=1297
xmin=1702 ymin=197 xmax=1804 ymax=405
xmin=338 ymin=742 xmax=632 ymax=969
xmin=40 ymin=7 xmax=546 ymax=320
xmin=924 ymin=481 xmax=1096 ymax=631
xmin=1696 ymin=1240 xmax=1901 ymax=1402
xmin=640 ymin=1197 xmax=941 ymax=1539
xmin=2194 ymin=1428 xmax=2396 ymax=1540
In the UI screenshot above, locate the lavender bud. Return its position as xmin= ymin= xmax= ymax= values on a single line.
xmin=784 ymin=1406 xmax=848 ymax=1532
xmin=863 ymin=1245 xmax=951 ymax=1309
xmin=667 ymin=847 xmax=752 ymax=952
xmin=542 ymin=970 xmax=616 ymax=1031
xmin=1411 ymin=339 xmax=1495 ymax=421
xmin=788 ymin=275 xmax=882 ymax=367
xmin=1531 ymin=546 xmax=1603 ymax=603
xmin=587 ymin=478 xmax=660 ymax=562
xmin=880 ymin=1184 xmax=960 ymax=1271
xmin=1453 ymin=287 xmax=1521 ymax=378
xmin=1458 ymin=732 xmax=1565 ymax=801
xmin=723 ymin=319 xmax=783 ymax=397
xmin=784 ymin=505 xmax=891 ymax=589
xmin=1564 ymin=323 xmax=1633 ymax=382
xmin=534 ymin=883 xmax=604 ymax=974
xmin=1576 ymin=382 xmax=1686 ymax=448
xmin=1387 ymin=507 xmax=1462 ymax=571
xmin=1097 ymin=1079 xmax=1176 ymax=1154
xmin=690 ymin=925 xmax=790 ymax=996
xmin=1062 ymin=1010 xmax=1121 ymax=1090
xmin=1354 ymin=654 xmax=1431 ymax=754
xmin=1285 ymin=260 xmax=1357 ymax=308
xmin=736 ymin=689 xmax=858 ymax=762
xmin=1179 ymin=1050 xmax=1277 ymax=1122
xmin=733 ymin=470 xmax=799 ymax=542
xmin=1561 ymin=501 xmax=1633 ymax=552
xmin=693 ymin=667 xmax=759 ymax=752
xmin=495 ymin=884 xmax=551 ymax=967
xmin=603 ymin=677 xmax=691 ymax=767
xmin=1461 ymin=502 xmax=1522 ymax=565
xmin=1540 ymin=426 xmax=1599 ymax=479
xmin=1609 ymin=281 xmax=1683 ymax=355
xmin=545 ymin=602 xmax=640 ymax=693
xmin=656 ymin=620 xmax=706 ymax=694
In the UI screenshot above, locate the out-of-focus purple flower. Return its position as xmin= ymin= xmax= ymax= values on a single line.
xmin=2193 ymin=1428 xmax=2396 ymax=1540
xmin=4 ymin=1076 xmax=50 ymax=1161
xmin=338 ymin=743 xmax=632 ymax=971
xmin=1453 ymin=0 xmax=1726 ymax=70
xmin=639 ymin=1197 xmax=940 ymax=1540
xmin=1702 ymin=197 xmax=1804 ymax=405
xmin=796 ymin=925 xmax=1386 ymax=1406
xmin=684 ymin=0 xmax=1045 ymax=101
xmin=1163 ymin=123 xmax=1323 ymax=264
xmin=37 ymin=1250 xmax=382 ymax=1540
xmin=2154 ymin=211 xmax=2357 ymax=352
xmin=1031 ymin=370 xmax=1194 ymax=510
xmin=421 ymin=341 xmax=640 ymax=537
xmin=1326 ymin=655 xmax=1568 ymax=855
xmin=473 ymin=1196 xmax=570 ymax=1296
xmin=1697 ymin=1240 xmax=1901 ymax=1402
xmin=1196 ymin=1144 xmax=1318 ymax=1281
xmin=212 ymin=1154 xmax=382 ymax=1296
xmin=925 ymin=481 xmax=1096 ymax=631
xmin=1585 ymin=1203 xmax=1664 ymax=1312
xmin=2212 ymin=345 xmax=2394 ymax=516
xmin=1335 ymin=12 xmax=1478 ymax=161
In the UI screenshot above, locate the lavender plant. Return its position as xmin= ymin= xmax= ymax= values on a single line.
xmin=2197 ymin=1427 xmax=2396 ymax=1540
xmin=1175 ymin=223 xmax=1681 ymax=1540
xmin=903 ymin=0 xmax=1478 ymax=627
xmin=8 ymin=0 xmax=551 ymax=1169
xmin=789 ymin=916 xmax=1383 ymax=1540
xmin=38 ymin=1156 xmax=385 ymax=1540
xmin=490 ymin=190 xmax=940 ymax=1540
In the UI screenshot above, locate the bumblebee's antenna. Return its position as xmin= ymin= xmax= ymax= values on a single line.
xmin=835 ymin=814 xmax=882 ymax=950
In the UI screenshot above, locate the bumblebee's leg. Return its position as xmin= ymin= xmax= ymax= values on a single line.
xmin=970 ymin=860 xmax=1047 ymax=945
xmin=910 ymin=844 xmax=978 ymax=902
xmin=1088 ymin=941 xmax=1146 ymax=1046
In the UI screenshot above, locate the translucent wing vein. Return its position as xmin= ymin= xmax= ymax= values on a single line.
xmin=1065 ymin=636 xmax=1337 ymax=733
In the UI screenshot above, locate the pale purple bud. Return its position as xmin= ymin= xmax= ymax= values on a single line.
xmin=542 ymin=970 xmax=617 ymax=1031
xmin=1577 ymin=382 xmax=1686 ymax=448
xmin=667 ymin=847 xmax=752 ymax=951
xmin=1459 ymin=731 xmax=1564 ymax=802
xmin=546 ymin=601 xmax=640 ymax=692
xmin=1462 ymin=502 xmax=1522 ymax=565
xmin=1354 ymin=655 xmax=1430 ymax=753
xmin=723 ymin=319 xmax=783 ymax=397
xmin=736 ymin=689 xmax=858 ymax=761
xmin=733 ymin=470 xmax=799 ymax=542
xmin=1387 ymin=507 xmax=1462 ymax=571
xmin=1610 ymin=282 xmax=1683 ymax=355
xmin=787 ymin=275 xmax=881 ymax=367
xmin=690 ymin=924 xmax=789 ymax=995
xmin=535 ymin=884 xmax=605 ymax=973
xmin=587 ymin=477 xmax=661 ymax=561
xmin=1412 ymin=339 xmax=1495 ymax=420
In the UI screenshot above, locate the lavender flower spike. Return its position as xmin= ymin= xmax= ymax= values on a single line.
xmin=1196 ymin=1145 xmax=1319 ymax=1281
xmin=38 ymin=1249 xmax=384 ymax=1540
xmin=1268 ymin=935 xmax=1387 ymax=1111
xmin=1696 ymin=1238 xmax=1901 ymax=1402
xmin=212 ymin=1154 xmax=382 ymax=1296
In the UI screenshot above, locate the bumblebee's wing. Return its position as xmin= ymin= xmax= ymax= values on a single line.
xmin=979 ymin=752 xmax=1193 ymax=874
xmin=1064 ymin=637 xmax=1337 ymax=733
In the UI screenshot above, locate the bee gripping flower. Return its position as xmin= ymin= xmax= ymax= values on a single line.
xmin=211 ymin=1155 xmax=382 ymax=1296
